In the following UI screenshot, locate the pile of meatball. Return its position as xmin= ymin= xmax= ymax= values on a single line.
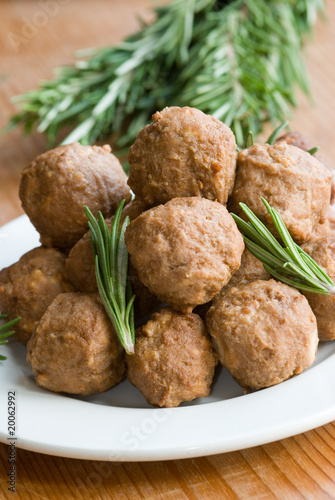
xmin=1 ymin=106 xmax=334 ymax=408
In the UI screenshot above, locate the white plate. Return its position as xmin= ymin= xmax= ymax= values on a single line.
xmin=1 ymin=215 xmax=335 ymax=462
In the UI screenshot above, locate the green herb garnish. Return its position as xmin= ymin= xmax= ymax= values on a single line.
xmin=231 ymin=198 xmax=335 ymax=295
xmin=0 ymin=315 xmax=21 ymax=360
xmin=307 ymin=146 xmax=319 ymax=156
xmin=85 ymin=202 xmax=135 ymax=354
xmin=266 ymin=121 xmax=289 ymax=146
xmin=6 ymin=0 xmax=323 ymax=151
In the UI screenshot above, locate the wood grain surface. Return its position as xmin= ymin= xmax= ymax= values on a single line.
xmin=0 ymin=1 xmax=335 ymax=498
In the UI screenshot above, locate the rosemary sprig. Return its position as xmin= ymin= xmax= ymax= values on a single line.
xmin=231 ymin=198 xmax=335 ymax=295
xmin=85 ymin=202 xmax=135 ymax=355
xmin=6 ymin=0 xmax=323 ymax=151
xmin=0 ymin=315 xmax=21 ymax=360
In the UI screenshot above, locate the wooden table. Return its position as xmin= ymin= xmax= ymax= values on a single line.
xmin=1 ymin=1 xmax=335 ymax=498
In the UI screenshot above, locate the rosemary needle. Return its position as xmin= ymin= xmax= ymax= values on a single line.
xmin=85 ymin=201 xmax=135 ymax=355
xmin=0 ymin=315 xmax=21 ymax=361
xmin=231 ymin=199 xmax=335 ymax=295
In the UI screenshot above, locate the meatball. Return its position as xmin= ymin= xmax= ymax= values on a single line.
xmin=128 ymin=106 xmax=236 ymax=207
xmin=195 ymin=249 xmax=270 ymax=318
xmin=0 ymin=247 xmax=75 ymax=345
xmin=276 ymin=131 xmax=335 ymax=203
xmin=307 ymin=205 xmax=335 ymax=242
xmin=126 ymin=307 xmax=217 ymax=407
xmin=20 ymin=142 xmax=131 ymax=249
xmin=206 ymin=280 xmax=318 ymax=391
xmin=128 ymin=262 xmax=161 ymax=319
xmin=66 ymin=200 xmax=145 ymax=293
xmin=27 ymin=293 xmax=125 ymax=395
xmin=301 ymin=236 xmax=335 ymax=341
xmin=276 ymin=131 xmax=314 ymax=152
xmin=214 ymin=248 xmax=270 ymax=301
xmin=125 ymin=197 xmax=244 ymax=313
xmin=228 ymin=141 xmax=332 ymax=244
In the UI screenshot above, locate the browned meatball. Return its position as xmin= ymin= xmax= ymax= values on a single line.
xmin=213 ymin=248 xmax=270 ymax=302
xmin=195 ymin=249 xmax=270 ymax=318
xmin=128 ymin=262 xmax=161 ymax=319
xmin=228 ymin=142 xmax=332 ymax=244
xmin=301 ymin=236 xmax=335 ymax=341
xmin=27 ymin=293 xmax=125 ymax=395
xmin=276 ymin=131 xmax=335 ymax=203
xmin=125 ymin=197 xmax=244 ymax=313
xmin=128 ymin=106 xmax=236 ymax=207
xmin=66 ymin=200 xmax=145 ymax=293
xmin=20 ymin=142 xmax=131 ymax=249
xmin=0 ymin=247 xmax=75 ymax=345
xmin=126 ymin=307 xmax=217 ymax=407
xmin=307 ymin=205 xmax=335 ymax=242
xmin=206 ymin=280 xmax=318 ymax=391
xmin=276 ymin=131 xmax=314 ymax=151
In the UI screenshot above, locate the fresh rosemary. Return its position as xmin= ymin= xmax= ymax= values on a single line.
xmin=85 ymin=202 xmax=135 ymax=355
xmin=7 ymin=0 xmax=323 ymax=151
xmin=231 ymin=199 xmax=335 ymax=295
xmin=0 ymin=315 xmax=21 ymax=360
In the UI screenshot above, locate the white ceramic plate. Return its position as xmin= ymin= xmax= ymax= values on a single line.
xmin=1 ymin=215 xmax=335 ymax=462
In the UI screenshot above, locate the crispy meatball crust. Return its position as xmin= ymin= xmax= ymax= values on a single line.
xmin=66 ymin=200 xmax=145 ymax=293
xmin=20 ymin=142 xmax=131 ymax=249
xmin=206 ymin=280 xmax=318 ymax=391
xmin=228 ymin=142 xmax=332 ymax=244
xmin=125 ymin=197 xmax=244 ymax=313
xmin=27 ymin=293 xmax=125 ymax=395
xmin=0 ymin=247 xmax=74 ymax=345
xmin=301 ymin=236 xmax=335 ymax=341
xmin=126 ymin=307 xmax=217 ymax=407
xmin=128 ymin=106 xmax=236 ymax=207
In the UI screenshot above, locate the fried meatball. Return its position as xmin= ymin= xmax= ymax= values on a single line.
xmin=276 ymin=131 xmax=313 ymax=151
xmin=0 ymin=247 xmax=75 ymax=345
xmin=20 ymin=142 xmax=131 ymax=249
xmin=128 ymin=106 xmax=236 ymax=207
xmin=206 ymin=280 xmax=318 ymax=391
xmin=128 ymin=262 xmax=161 ymax=319
xmin=277 ymin=131 xmax=335 ymax=203
xmin=195 ymin=249 xmax=270 ymax=318
xmin=307 ymin=205 xmax=335 ymax=242
xmin=126 ymin=307 xmax=217 ymax=407
xmin=125 ymin=197 xmax=244 ymax=313
xmin=301 ymin=236 xmax=335 ymax=341
xmin=66 ymin=200 xmax=145 ymax=293
xmin=228 ymin=142 xmax=332 ymax=244
xmin=214 ymin=248 xmax=270 ymax=302
xmin=27 ymin=293 xmax=125 ymax=395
